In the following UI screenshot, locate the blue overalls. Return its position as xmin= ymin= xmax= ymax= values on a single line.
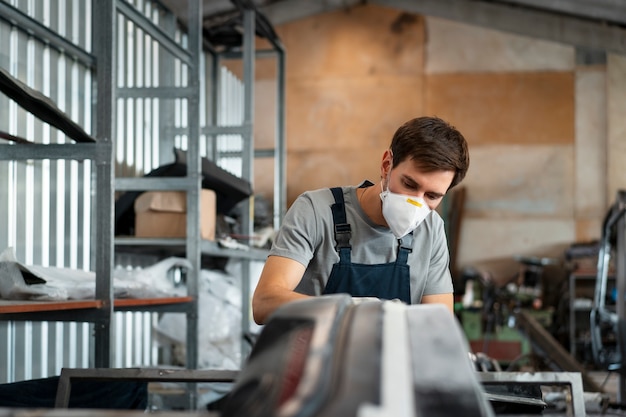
xmin=322 ymin=186 xmax=413 ymax=303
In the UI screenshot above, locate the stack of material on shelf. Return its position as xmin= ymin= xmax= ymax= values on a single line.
xmin=134 ymin=189 xmax=217 ymax=240
xmin=115 ymin=148 xmax=253 ymax=238
xmin=0 ymin=247 xmax=191 ymax=300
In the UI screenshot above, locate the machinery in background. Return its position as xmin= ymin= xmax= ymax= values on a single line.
xmin=591 ymin=190 xmax=626 ymax=403
xmin=457 ymin=253 xmax=608 ymax=393
xmin=458 ymin=255 xmax=560 ymax=368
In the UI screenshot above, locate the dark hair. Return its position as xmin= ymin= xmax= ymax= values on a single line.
xmin=390 ymin=116 xmax=469 ymax=189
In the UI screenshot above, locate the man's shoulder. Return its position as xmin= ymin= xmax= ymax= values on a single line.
xmin=287 ymin=188 xmax=335 ymax=219
xmin=297 ymin=185 xmax=354 ymax=205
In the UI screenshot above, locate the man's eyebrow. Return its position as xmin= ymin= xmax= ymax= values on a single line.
xmin=403 ymin=175 xmax=445 ymax=198
xmin=402 ymin=174 xmax=418 ymax=187
xmin=428 ymin=191 xmax=446 ymax=199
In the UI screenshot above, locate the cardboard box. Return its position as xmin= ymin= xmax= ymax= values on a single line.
xmin=134 ymin=190 xmax=216 ymax=240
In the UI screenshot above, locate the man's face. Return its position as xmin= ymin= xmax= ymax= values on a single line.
xmin=382 ymin=151 xmax=454 ymax=211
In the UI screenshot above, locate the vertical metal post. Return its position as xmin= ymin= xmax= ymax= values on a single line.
xmin=186 ymin=0 xmax=202 ymax=374
xmin=158 ymin=9 xmax=177 ymax=166
xmin=185 ymin=0 xmax=203 ymax=409
xmin=617 ymin=190 xmax=626 ymax=403
xmin=275 ymin=44 xmax=286 ymax=228
xmin=241 ymin=8 xmax=255 ymax=228
xmin=92 ymin=0 xmax=115 ymax=368
xmin=209 ymin=50 xmax=220 ymax=161
xmin=240 ymin=7 xmax=255 ymax=362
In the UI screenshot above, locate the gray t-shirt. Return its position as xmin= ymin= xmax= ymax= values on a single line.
xmin=269 ymin=183 xmax=454 ymax=303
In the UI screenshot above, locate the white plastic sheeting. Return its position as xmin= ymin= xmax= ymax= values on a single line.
xmin=0 ymin=247 xmax=191 ymax=300
xmin=156 ymin=268 xmax=243 ymax=370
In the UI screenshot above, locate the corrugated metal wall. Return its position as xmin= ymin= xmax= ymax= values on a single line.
xmin=0 ymin=0 xmax=244 ymax=383
xmin=0 ymin=0 xmax=94 ymax=384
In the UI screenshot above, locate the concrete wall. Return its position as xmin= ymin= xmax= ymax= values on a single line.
xmin=252 ymin=4 xmax=626 ymax=284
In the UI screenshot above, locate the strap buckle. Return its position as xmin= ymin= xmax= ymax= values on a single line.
xmin=399 ymin=233 xmax=413 ymax=253
xmin=334 ymin=223 xmax=352 ymax=250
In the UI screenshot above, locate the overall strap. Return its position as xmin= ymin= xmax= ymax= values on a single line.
xmin=330 ymin=187 xmax=352 ymax=261
xmin=396 ymin=232 xmax=413 ymax=264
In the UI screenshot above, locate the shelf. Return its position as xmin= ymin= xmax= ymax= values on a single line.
xmin=114 ymin=296 xmax=193 ymax=313
xmin=0 ymin=299 xmax=103 ymax=314
xmin=0 ymin=300 xmax=104 ymax=322
xmin=115 ymin=237 xmax=269 ymax=261
xmin=201 ymin=240 xmax=268 ymax=261
xmin=0 ymin=296 xmax=195 ymax=320
xmin=115 ymin=176 xmax=197 ymax=192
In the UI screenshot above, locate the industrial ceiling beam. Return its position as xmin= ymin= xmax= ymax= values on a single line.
xmin=372 ymin=0 xmax=626 ymax=55
xmin=158 ymin=0 xmax=626 ymax=56
xmin=259 ymin=0 xmax=364 ymax=25
xmin=495 ymin=0 xmax=626 ymax=25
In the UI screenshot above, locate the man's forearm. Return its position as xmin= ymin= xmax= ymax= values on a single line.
xmin=252 ymin=290 xmax=311 ymax=325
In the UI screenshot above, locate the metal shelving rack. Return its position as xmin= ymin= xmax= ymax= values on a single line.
xmin=108 ymin=0 xmax=287 ymax=368
xmin=0 ymin=0 xmax=285 ymax=374
xmin=0 ymin=0 xmax=114 ymax=369
xmin=111 ymin=0 xmax=286 ymax=367
xmin=203 ymin=4 xmax=287 ymax=360
xmin=100 ymin=0 xmax=205 ymax=370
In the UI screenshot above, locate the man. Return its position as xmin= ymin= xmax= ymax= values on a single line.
xmin=252 ymin=116 xmax=470 ymax=324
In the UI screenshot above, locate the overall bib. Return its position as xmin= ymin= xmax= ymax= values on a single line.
xmin=322 ymin=187 xmax=413 ymax=303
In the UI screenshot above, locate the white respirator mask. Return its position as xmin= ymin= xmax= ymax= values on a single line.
xmin=379 ymin=171 xmax=431 ymax=239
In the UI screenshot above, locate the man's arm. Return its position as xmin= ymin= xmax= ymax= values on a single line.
xmin=421 ymin=293 xmax=454 ymax=314
xmin=252 ymin=255 xmax=311 ymax=324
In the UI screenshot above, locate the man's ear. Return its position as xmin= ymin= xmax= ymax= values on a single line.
xmin=380 ymin=149 xmax=392 ymax=179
